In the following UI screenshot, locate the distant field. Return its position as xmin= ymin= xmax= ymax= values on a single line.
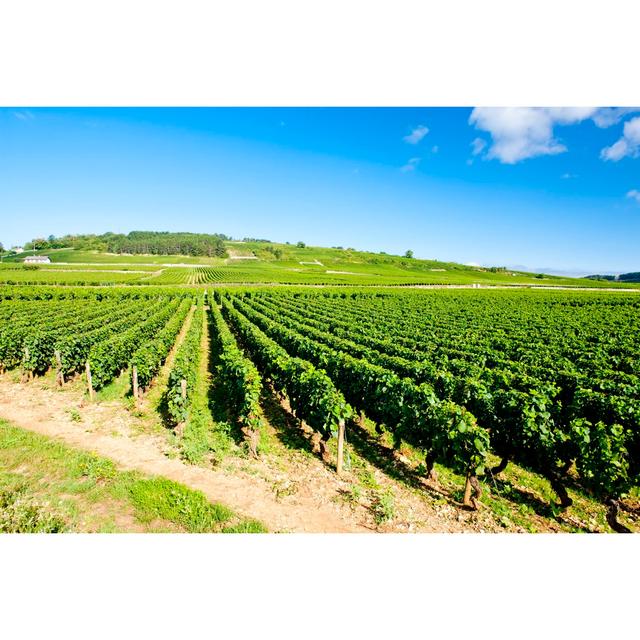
xmin=0 ymin=267 xmax=144 ymax=285
xmin=4 ymin=249 xmax=226 ymax=265
xmin=2 ymin=245 xmax=639 ymax=288
xmin=0 ymin=262 xmax=158 ymax=272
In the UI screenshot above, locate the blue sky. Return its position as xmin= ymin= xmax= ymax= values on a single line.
xmin=1 ymin=107 xmax=639 ymax=274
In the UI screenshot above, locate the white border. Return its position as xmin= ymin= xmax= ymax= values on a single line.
xmin=1 ymin=1 xmax=639 ymax=636
xmin=0 ymin=1 xmax=639 ymax=106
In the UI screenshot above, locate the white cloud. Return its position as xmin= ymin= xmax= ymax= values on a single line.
xmin=471 ymin=137 xmax=487 ymax=156
xmin=591 ymin=107 xmax=639 ymax=128
xmin=431 ymin=145 xmax=439 ymax=153
xmin=469 ymin=107 xmax=640 ymax=164
xmin=13 ymin=110 xmax=35 ymax=121
xmin=561 ymin=172 xmax=578 ymax=179
xmin=544 ymin=107 xmax=600 ymax=123
xmin=400 ymin=157 xmax=421 ymax=172
xmin=601 ymin=117 xmax=640 ymax=161
xmin=627 ymin=189 xmax=640 ymax=204
xmin=601 ymin=140 xmax=629 ymax=161
xmin=403 ymin=125 xmax=429 ymax=145
xmin=469 ymin=108 xmax=580 ymax=163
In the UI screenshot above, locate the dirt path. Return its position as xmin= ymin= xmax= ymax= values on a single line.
xmin=0 ymin=377 xmax=372 ymax=532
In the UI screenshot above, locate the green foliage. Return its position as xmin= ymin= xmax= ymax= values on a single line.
xmin=76 ymin=454 xmax=118 ymax=483
xmin=371 ymin=488 xmax=395 ymax=525
xmin=571 ymin=419 xmax=631 ymax=499
xmin=164 ymin=301 xmax=205 ymax=425
xmin=221 ymin=297 xmax=353 ymax=441
xmin=128 ymin=477 xmax=234 ymax=532
xmin=221 ymin=519 xmax=268 ymax=533
xmin=88 ymin=298 xmax=183 ymax=389
xmin=180 ymin=406 xmax=214 ymax=464
xmin=0 ymin=289 xmax=192 ymax=378
xmin=131 ymin=298 xmax=193 ymax=390
xmin=39 ymin=230 xmax=229 ymax=258
xmin=209 ymin=301 xmax=263 ymax=435
xmin=228 ymin=294 xmax=489 ymax=475
xmin=0 ymin=484 xmax=68 ymax=533
xmin=226 ymin=287 xmax=640 ymax=509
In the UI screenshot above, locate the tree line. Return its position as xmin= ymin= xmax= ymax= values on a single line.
xmin=586 ymin=272 xmax=640 ymax=283
xmin=23 ymin=231 xmax=229 ymax=258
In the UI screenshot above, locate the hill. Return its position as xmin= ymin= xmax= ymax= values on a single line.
xmin=2 ymin=233 xmax=640 ymax=288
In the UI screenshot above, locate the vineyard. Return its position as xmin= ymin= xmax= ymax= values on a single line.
xmin=212 ymin=288 xmax=640 ymax=531
xmin=0 ymin=288 xmax=194 ymax=390
xmin=147 ymin=267 xmax=255 ymax=285
xmin=0 ymin=285 xmax=638 ymax=532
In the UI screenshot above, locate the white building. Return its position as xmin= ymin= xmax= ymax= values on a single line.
xmin=24 ymin=255 xmax=51 ymax=264
xmin=13 ymin=246 xmax=24 ymax=254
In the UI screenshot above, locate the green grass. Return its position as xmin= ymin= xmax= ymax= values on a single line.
xmin=0 ymin=419 xmax=267 ymax=533
xmin=370 ymin=487 xmax=396 ymax=525
xmin=127 ymin=477 xmax=234 ymax=531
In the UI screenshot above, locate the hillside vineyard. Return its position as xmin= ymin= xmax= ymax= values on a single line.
xmin=0 ymin=286 xmax=638 ymax=531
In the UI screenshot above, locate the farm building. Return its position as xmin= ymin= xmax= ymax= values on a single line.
xmin=23 ymin=255 xmax=51 ymax=264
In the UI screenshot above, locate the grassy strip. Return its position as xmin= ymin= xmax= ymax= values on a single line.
xmin=0 ymin=419 xmax=266 ymax=533
xmin=164 ymin=299 xmax=204 ymax=425
xmin=179 ymin=300 xmax=235 ymax=464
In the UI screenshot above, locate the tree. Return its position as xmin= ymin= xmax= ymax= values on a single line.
xmin=0 ymin=241 xmax=4 ymax=253
xmin=273 ymin=248 xmax=283 ymax=259
xmin=404 ymin=250 xmax=414 ymax=259
xmin=296 ymin=241 xmax=306 ymax=248
xmin=31 ymin=238 xmax=49 ymax=250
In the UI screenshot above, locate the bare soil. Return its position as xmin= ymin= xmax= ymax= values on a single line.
xmin=0 ymin=375 xmax=497 ymax=532
xmin=0 ymin=377 xmax=367 ymax=532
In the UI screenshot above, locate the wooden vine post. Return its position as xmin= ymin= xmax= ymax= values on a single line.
xmin=174 ymin=379 xmax=188 ymax=438
xmin=336 ymin=419 xmax=345 ymax=476
xmin=23 ymin=347 xmax=32 ymax=382
xmin=132 ymin=365 xmax=139 ymax=404
xmin=85 ymin=361 xmax=94 ymax=401
xmin=54 ymin=350 xmax=63 ymax=386
xmin=463 ymin=473 xmax=473 ymax=508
